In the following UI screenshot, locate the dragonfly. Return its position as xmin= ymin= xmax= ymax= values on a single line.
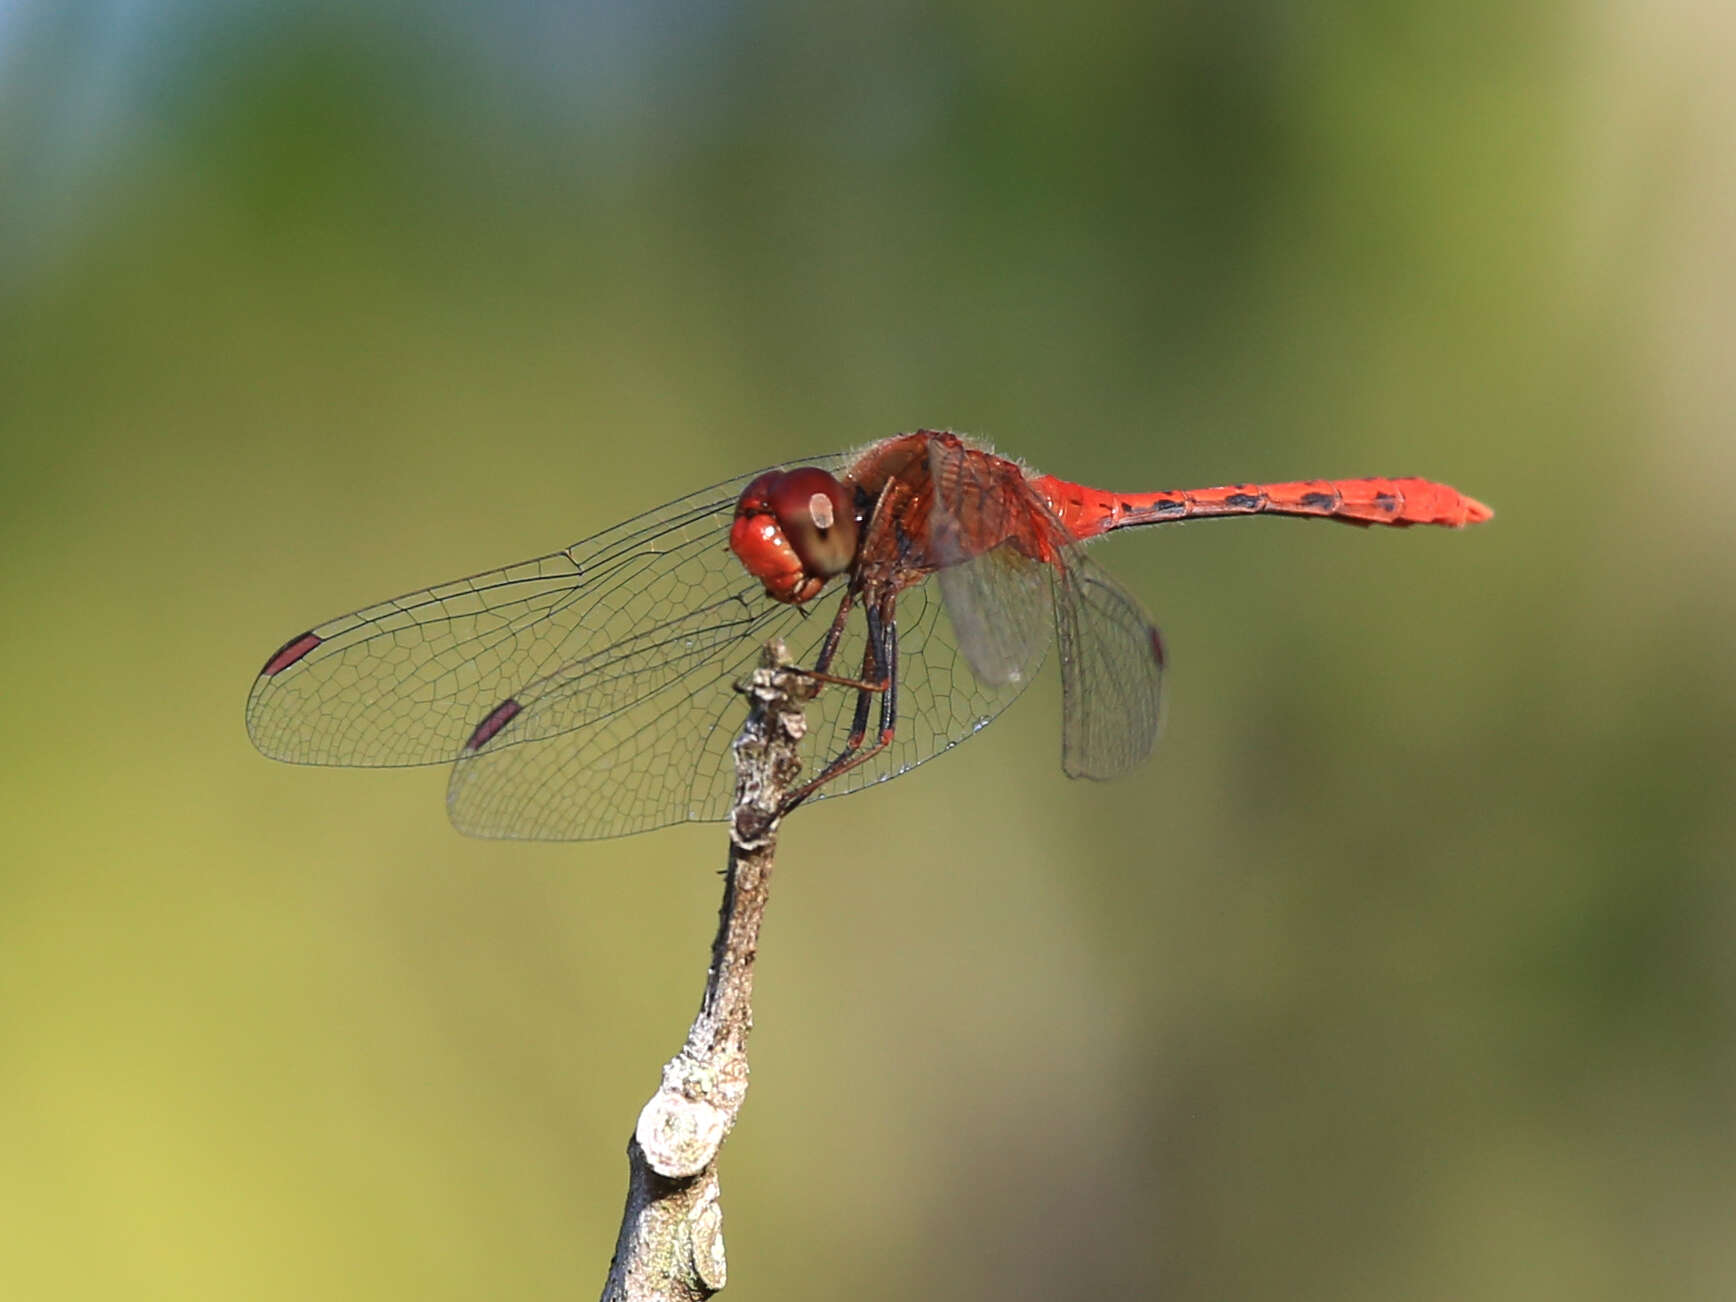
xmin=247 ymin=430 xmax=1491 ymax=840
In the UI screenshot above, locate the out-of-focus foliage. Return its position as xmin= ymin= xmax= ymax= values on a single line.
xmin=3 ymin=3 xmax=1733 ymax=1299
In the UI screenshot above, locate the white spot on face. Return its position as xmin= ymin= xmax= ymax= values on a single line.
xmin=807 ymin=492 xmax=835 ymax=530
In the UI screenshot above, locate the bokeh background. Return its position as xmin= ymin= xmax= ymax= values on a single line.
xmin=4 ymin=3 xmax=1734 ymax=1299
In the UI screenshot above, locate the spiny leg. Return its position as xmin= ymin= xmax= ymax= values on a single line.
xmin=792 ymin=586 xmax=892 ymax=692
xmin=810 ymin=588 xmax=856 ymax=676
xmin=781 ymin=595 xmax=899 ymax=815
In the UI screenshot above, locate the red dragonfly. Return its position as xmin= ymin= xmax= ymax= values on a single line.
xmin=248 ymin=430 xmax=1490 ymax=840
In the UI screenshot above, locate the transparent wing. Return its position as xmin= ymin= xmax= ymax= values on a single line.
xmin=935 ymin=545 xmax=1051 ymax=688
xmin=446 ymin=577 xmax=1044 ymax=840
xmin=925 ymin=434 xmax=1165 ymax=781
xmin=442 ymin=597 xmax=815 ymax=839
xmin=245 ymin=455 xmax=849 ymax=769
xmin=927 ymin=436 xmax=1052 ymax=688
xmin=1052 ymin=554 xmax=1166 ymax=780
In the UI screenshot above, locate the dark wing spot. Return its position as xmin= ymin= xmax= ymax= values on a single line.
xmin=1224 ymin=494 xmax=1263 ymax=510
xmin=1149 ymin=627 xmax=1167 ymax=668
xmin=465 ymin=698 xmax=523 ymax=752
xmin=1299 ymin=492 xmax=1337 ymax=510
xmin=261 ymin=631 xmax=321 ymax=676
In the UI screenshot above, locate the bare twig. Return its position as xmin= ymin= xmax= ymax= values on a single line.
xmin=601 ymin=641 xmax=817 ymax=1302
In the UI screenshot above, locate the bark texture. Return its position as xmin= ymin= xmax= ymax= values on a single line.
xmin=601 ymin=642 xmax=815 ymax=1301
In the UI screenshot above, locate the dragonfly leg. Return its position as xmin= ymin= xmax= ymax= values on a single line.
xmin=780 ymin=596 xmax=899 ymax=816
xmin=810 ymin=589 xmax=855 ymax=675
xmin=789 ymin=587 xmax=890 ymax=693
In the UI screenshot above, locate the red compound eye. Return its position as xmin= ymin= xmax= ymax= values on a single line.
xmin=768 ymin=467 xmax=858 ymax=579
xmin=730 ymin=467 xmax=860 ymax=604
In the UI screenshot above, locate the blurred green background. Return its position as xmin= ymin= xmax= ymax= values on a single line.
xmin=4 ymin=2 xmax=1733 ymax=1298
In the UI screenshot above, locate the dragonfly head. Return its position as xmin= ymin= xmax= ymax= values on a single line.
xmin=731 ymin=467 xmax=860 ymax=604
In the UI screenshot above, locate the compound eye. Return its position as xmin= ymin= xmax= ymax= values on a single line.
xmin=770 ymin=467 xmax=858 ymax=578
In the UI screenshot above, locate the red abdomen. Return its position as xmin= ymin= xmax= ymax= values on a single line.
xmin=1034 ymin=474 xmax=1494 ymax=539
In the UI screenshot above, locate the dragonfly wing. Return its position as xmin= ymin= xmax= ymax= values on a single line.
xmin=934 ymin=545 xmax=1051 ymax=689
xmin=927 ymin=433 xmax=1163 ymax=781
xmin=444 ymin=598 xmax=815 ymax=840
xmin=927 ymin=437 xmax=1053 ymax=688
xmin=444 ymin=573 xmax=1041 ymax=839
xmin=1052 ymin=554 xmax=1166 ymax=780
xmin=801 ymin=579 xmax=1044 ymax=802
xmin=245 ymin=454 xmax=849 ymax=769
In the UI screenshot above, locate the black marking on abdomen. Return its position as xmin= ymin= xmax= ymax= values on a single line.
xmin=466 ymin=698 xmax=523 ymax=752
xmin=1375 ymin=493 xmax=1400 ymax=513
xmin=1299 ymin=492 xmax=1337 ymax=510
xmin=261 ymin=631 xmax=321 ymax=676
xmin=1224 ymin=494 xmax=1263 ymax=510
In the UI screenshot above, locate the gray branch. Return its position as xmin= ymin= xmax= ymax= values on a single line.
xmin=601 ymin=641 xmax=817 ymax=1302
